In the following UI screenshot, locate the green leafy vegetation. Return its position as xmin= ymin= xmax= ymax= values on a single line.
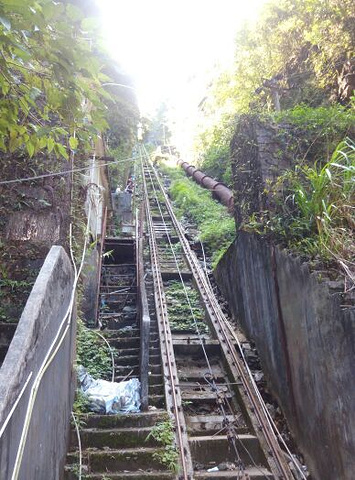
xmin=0 ymin=0 xmax=111 ymax=158
xmin=273 ymin=104 xmax=354 ymax=162
xmin=165 ymin=280 xmax=208 ymax=334
xmin=76 ymin=319 xmax=114 ymax=379
xmin=146 ymin=420 xmax=179 ymax=472
xmin=72 ymin=390 xmax=91 ymax=417
xmin=247 ymin=138 xmax=354 ymax=278
xmin=190 ymin=0 xmax=354 ymax=278
xmin=164 ymin=167 xmax=235 ymax=267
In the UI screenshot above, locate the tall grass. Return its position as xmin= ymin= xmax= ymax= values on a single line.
xmin=161 ymin=165 xmax=235 ymax=268
xmin=275 ymin=138 xmax=354 ymax=281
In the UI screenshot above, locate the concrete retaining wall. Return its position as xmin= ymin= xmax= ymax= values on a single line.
xmin=0 ymin=246 xmax=75 ymax=480
xmin=214 ymin=232 xmax=355 ymax=480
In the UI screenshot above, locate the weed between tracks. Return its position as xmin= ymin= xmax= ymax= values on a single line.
xmin=165 ymin=280 xmax=209 ymax=334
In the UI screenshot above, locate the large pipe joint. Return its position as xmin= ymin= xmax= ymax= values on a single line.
xmin=186 ymin=165 xmax=197 ymax=177
xmin=177 ymin=158 xmax=234 ymax=212
xmin=181 ymin=161 xmax=190 ymax=172
xmin=201 ymin=176 xmax=218 ymax=190
xmin=192 ymin=169 xmax=207 ymax=184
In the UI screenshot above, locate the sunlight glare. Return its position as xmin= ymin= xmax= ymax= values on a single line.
xmin=96 ymin=0 xmax=266 ymax=154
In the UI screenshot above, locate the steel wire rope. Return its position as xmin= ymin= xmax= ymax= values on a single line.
xmin=224 ymin=319 xmax=307 ymax=480
xmin=145 ymin=149 xmax=298 ymax=478
xmin=180 ymin=236 xmax=289 ymax=478
xmin=180 ymin=239 xmax=295 ymax=479
xmin=186 ymin=238 xmax=306 ymax=479
xmin=143 ymin=148 xmax=273 ymax=478
xmin=139 ymin=147 xmax=190 ymax=480
xmin=71 ymin=412 xmax=82 ymax=480
xmin=198 ymin=242 xmax=305 ymax=479
xmin=143 ymin=151 xmax=251 ymax=478
xmin=149 ymin=157 xmax=290 ymax=479
xmin=0 ymin=155 xmax=137 ymax=185
xmin=143 ymin=148 xmax=223 ymax=379
xmin=144 ymin=162 xmax=218 ymax=386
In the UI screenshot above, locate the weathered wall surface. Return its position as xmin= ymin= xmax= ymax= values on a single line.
xmin=81 ymin=247 xmax=100 ymax=326
xmin=0 ymin=246 xmax=75 ymax=480
xmin=230 ymin=115 xmax=292 ymax=225
xmin=215 ymin=232 xmax=355 ymax=480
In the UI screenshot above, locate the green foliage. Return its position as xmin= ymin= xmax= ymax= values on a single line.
xmin=72 ymin=390 xmax=91 ymax=416
xmin=197 ymin=116 xmax=234 ymax=186
xmin=273 ymin=104 xmax=354 ymax=162
xmin=0 ymin=0 xmax=111 ymax=159
xmin=76 ymin=319 xmax=114 ymax=379
xmin=104 ymin=69 xmax=139 ymax=181
xmin=232 ymin=0 xmax=354 ymax=112
xmin=166 ymin=168 xmax=235 ymax=266
xmin=146 ymin=421 xmax=179 ymax=472
xmin=165 ymin=280 xmax=208 ymax=334
xmin=248 ymin=138 xmax=354 ymax=277
xmin=193 ymin=0 xmax=354 ymax=191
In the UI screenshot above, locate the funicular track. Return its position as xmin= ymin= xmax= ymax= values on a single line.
xmin=140 ymin=145 xmax=299 ymax=480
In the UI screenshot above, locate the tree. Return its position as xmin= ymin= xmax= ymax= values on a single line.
xmin=0 ymin=0 xmax=110 ymax=159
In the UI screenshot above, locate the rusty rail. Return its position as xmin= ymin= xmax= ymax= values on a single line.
xmin=150 ymin=159 xmax=294 ymax=480
xmin=140 ymin=146 xmax=193 ymax=480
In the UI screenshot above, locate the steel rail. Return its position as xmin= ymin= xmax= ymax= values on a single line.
xmin=142 ymin=153 xmax=254 ymax=479
xmin=139 ymin=147 xmax=193 ymax=480
xmin=149 ymin=159 xmax=294 ymax=480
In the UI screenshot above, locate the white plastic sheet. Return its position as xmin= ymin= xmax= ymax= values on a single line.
xmin=78 ymin=366 xmax=141 ymax=414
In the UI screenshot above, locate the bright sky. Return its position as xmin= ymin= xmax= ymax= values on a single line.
xmin=96 ymin=0 xmax=266 ymax=155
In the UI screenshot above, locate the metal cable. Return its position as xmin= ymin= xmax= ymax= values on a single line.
xmin=139 ymin=147 xmax=190 ymax=480
xmin=148 ymin=154 xmax=293 ymax=478
xmin=142 ymin=149 xmax=250 ymax=473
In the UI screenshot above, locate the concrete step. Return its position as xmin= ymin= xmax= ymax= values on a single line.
xmin=194 ymin=467 xmax=274 ymax=479
xmin=70 ymin=427 xmax=160 ymax=449
xmin=181 ymin=391 xmax=233 ymax=403
xmin=105 ymin=337 xmax=140 ymax=348
xmin=115 ymin=347 xmax=161 ymax=357
xmin=186 ymin=415 xmax=248 ymax=435
xmin=149 ymin=383 xmax=164 ymax=395
xmin=149 ymin=394 xmax=165 ymax=408
xmin=65 ymin=472 xmax=174 ymax=480
xmin=114 ymin=354 xmax=160 ymax=367
xmin=81 ymin=410 xmax=168 ymax=429
xmin=115 ymin=364 xmax=161 ymax=376
xmin=146 ymin=374 xmax=164 ymax=385
xmin=66 ymin=447 xmax=167 ymax=472
xmin=189 ymin=435 xmax=267 ymax=467
xmin=176 ymin=366 xmax=226 ymax=383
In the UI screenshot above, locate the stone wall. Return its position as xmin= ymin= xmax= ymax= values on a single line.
xmin=0 ymin=246 xmax=76 ymax=480
xmin=231 ymin=115 xmax=292 ymax=226
xmin=214 ymin=232 xmax=355 ymax=480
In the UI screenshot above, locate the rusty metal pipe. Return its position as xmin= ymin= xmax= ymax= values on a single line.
xmin=186 ymin=165 xmax=197 ymax=177
xmin=178 ymin=159 xmax=234 ymax=211
xmin=192 ymin=169 xmax=207 ymax=184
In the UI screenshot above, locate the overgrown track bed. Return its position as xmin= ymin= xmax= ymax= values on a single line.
xmin=140 ymin=146 xmax=300 ymax=480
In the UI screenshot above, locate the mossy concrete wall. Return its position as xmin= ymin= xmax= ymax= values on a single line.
xmin=0 ymin=246 xmax=75 ymax=480
xmin=214 ymin=232 xmax=355 ymax=480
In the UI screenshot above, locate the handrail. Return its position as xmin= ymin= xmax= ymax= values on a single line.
xmin=136 ymin=204 xmax=150 ymax=411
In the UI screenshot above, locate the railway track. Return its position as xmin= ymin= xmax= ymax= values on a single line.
xmin=140 ymin=145 xmax=295 ymax=480
xmin=65 ymin=146 xmax=303 ymax=480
